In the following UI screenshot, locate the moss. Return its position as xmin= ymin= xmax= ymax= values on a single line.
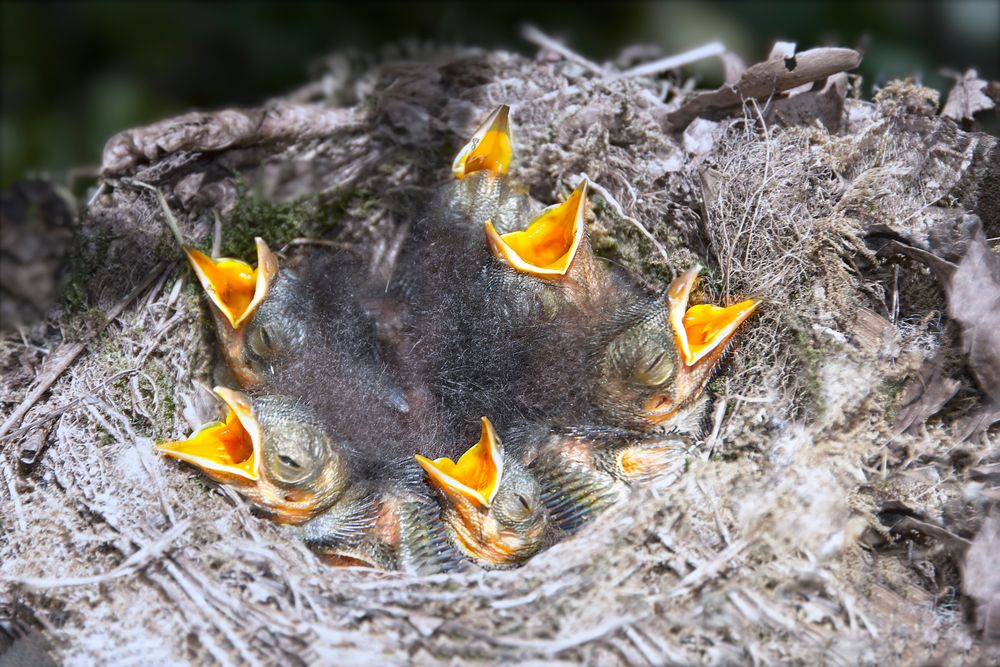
xmin=880 ymin=377 xmax=909 ymax=425
xmin=591 ymin=200 xmax=678 ymax=287
xmin=219 ymin=192 xmax=312 ymax=259
xmin=210 ymin=185 xmax=380 ymax=259
xmin=62 ymin=224 xmax=113 ymax=313
xmin=794 ymin=327 xmax=825 ymax=414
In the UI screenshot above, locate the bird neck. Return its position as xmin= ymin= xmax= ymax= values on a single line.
xmin=441 ymin=496 xmax=542 ymax=569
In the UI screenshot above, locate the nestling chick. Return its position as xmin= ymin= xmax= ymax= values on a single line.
xmin=395 ymin=109 xmax=628 ymax=437
xmin=415 ymin=417 xmax=548 ymax=569
xmin=156 ymin=387 xmax=353 ymax=524
xmin=187 ymin=241 xmax=410 ymax=417
xmin=593 ymin=265 xmax=759 ymax=432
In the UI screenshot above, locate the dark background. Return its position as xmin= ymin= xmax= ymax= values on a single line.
xmin=2 ymin=0 xmax=997 ymax=187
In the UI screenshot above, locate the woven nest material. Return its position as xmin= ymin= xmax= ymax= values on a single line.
xmin=1 ymin=43 xmax=998 ymax=666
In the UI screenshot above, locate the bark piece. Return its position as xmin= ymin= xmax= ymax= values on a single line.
xmin=101 ymin=104 xmax=359 ymax=176
xmin=766 ymin=72 xmax=849 ymax=132
xmin=945 ymin=222 xmax=1000 ymax=406
xmin=665 ymin=46 xmax=861 ymax=130
xmin=892 ymin=356 xmax=961 ymax=436
xmin=880 ymin=217 xmax=1000 ymax=436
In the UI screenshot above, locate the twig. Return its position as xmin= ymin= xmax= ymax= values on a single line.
xmin=696 ymin=477 xmax=732 ymax=547
xmin=130 ymin=180 xmax=187 ymax=247
xmin=584 ymin=176 xmax=671 ymax=265
xmin=1 ymin=369 xmax=143 ymax=443
xmin=623 ymin=625 xmax=663 ymax=666
xmin=665 ymin=46 xmax=862 ymax=129
xmin=705 ymin=398 xmax=727 ymax=458
xmin=281 ymin=237 xmax=362 ymax=253
xmin=521 ymin=25 xmax=606 ymax=75
xmin=145 ymin=569 xmax=240 ymax=667
xmin=450 ymin=614 xmax=643 ymax=654
xmin=162 ymin=558 xmax=264 ymax=667
xmin=3 ymin=519 xmax=190 ymax=589
xmin=212 ymin=209 xmax=223 ymax=257
xmin=0 ymin=262 xmax=171 ymax=441
xmin=1 ymin=459 xmax=26 ymax=531
xmin=521 ymin=40 xmax=727 ymax=111
xmin=137 ymin=311 xmax=187 ymax=366
xmin=660 ymin=537 xmax=754 ymax=599
xmin=609 ymin=42 xmax=727 ymax=82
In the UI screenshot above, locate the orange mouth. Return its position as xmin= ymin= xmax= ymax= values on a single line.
xmin=484 ymin=180 xmax=588 ymax=277
xmin=451 ymin=105 xmax=513 ymax=179
xmin=643 ymin=266 xmax=760 ymax=423
xmin=415 ymin=417 xmax=503 ymax=507
xmin=668 ymin=266 xmax=760 ymax=367
xmin=185 ymin=238 xmax=278 ymax=328
xmin=156 ymin=387 xmax=261 ymax=481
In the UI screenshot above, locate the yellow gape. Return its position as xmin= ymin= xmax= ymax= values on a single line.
xmin=451 ymin=105 xmax=513 ymax=179
xmin=415 ymin=417 xmax=503 ymax=507
xmin=484 ymin=180 xmax=588 ymax=278
xmin=185 ymin=237 xmax=279 ymax=328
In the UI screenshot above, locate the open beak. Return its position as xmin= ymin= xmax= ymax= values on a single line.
xmin=668 ymin=266 xmax=760 ymax=367
xmin=156 ymin=387 xmax=262 ymax=482
xmin=185 ymin=238 xmax=279 ymax=328
xmin=484 ymin=180 xmax=588 ymax=278
xmin=451 ymin=105 xmax=513 ymax=179
xmin=645 ymin=266 xmax=759 ymax=422
xmin=415 ymin=417 xmax=504 ymax=508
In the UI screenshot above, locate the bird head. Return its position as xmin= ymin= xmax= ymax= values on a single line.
xmin=597 ymin=266 xmax=760 ymax=429
xmin=184 ymin=239 xmax=292 ymax=387
xmin=156 ymin=388 xmax=350 ymax=523
xmin=415 ymin=417 xmax=546 ymax=568
xmin=481 ymin=179 xmax=613 ymax=321
xmin=439 ymin=104 xmax=533 ymax=236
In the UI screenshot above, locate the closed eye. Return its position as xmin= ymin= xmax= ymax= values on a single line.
xmin=278 ymin=454 xmax=301 ymax=470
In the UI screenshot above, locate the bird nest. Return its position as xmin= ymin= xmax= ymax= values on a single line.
xmin=1 ymin=42 xmax=998 ymax=665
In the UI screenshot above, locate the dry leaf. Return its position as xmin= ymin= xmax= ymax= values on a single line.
xmin=892 ymin=356 xmax=961 ymax=436
xmin=963 ymin=516 xmax=1000 ymax=639
xmin=945 ymin=221 xmax=1000 ymax=405
xmin=942 ymin=69 xmax=996 ymax=122
xmin=879 ymin=216 xmax=1000 ymax=436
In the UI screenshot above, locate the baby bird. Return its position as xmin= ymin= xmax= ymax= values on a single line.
xmin=157 ymin=386 xmax=454 ymax=570
xmin=143 ymin=184 xmax=406 ymax=413
xmin=483 ymin=179 xmax=624 ymax=316
xmin=184 ymin=238 xmax=278 ymax=387
xmin=510 ymin=267 xmax=757 ymax=531
xmin=156 ymin=387 xmax=353 ymax=524
xmin=414 ymin=417 xmax=548 ymax=569
xmin=396 ymin=109 xmax=624 ymax=437
xmin=300 ymin=458 xmax=470 ymax=574
xmin=185 ymin=239 xmax=411 ymax=419
xmin=593 ymin=265 xmax=759 ymax=432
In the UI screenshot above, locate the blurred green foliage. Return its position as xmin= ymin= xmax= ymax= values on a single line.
xmin=2 ymin=1 xmax=997 ymax=187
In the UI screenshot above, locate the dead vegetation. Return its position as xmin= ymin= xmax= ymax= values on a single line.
xmin=1 ymin=34 xmax=998 ymax=665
